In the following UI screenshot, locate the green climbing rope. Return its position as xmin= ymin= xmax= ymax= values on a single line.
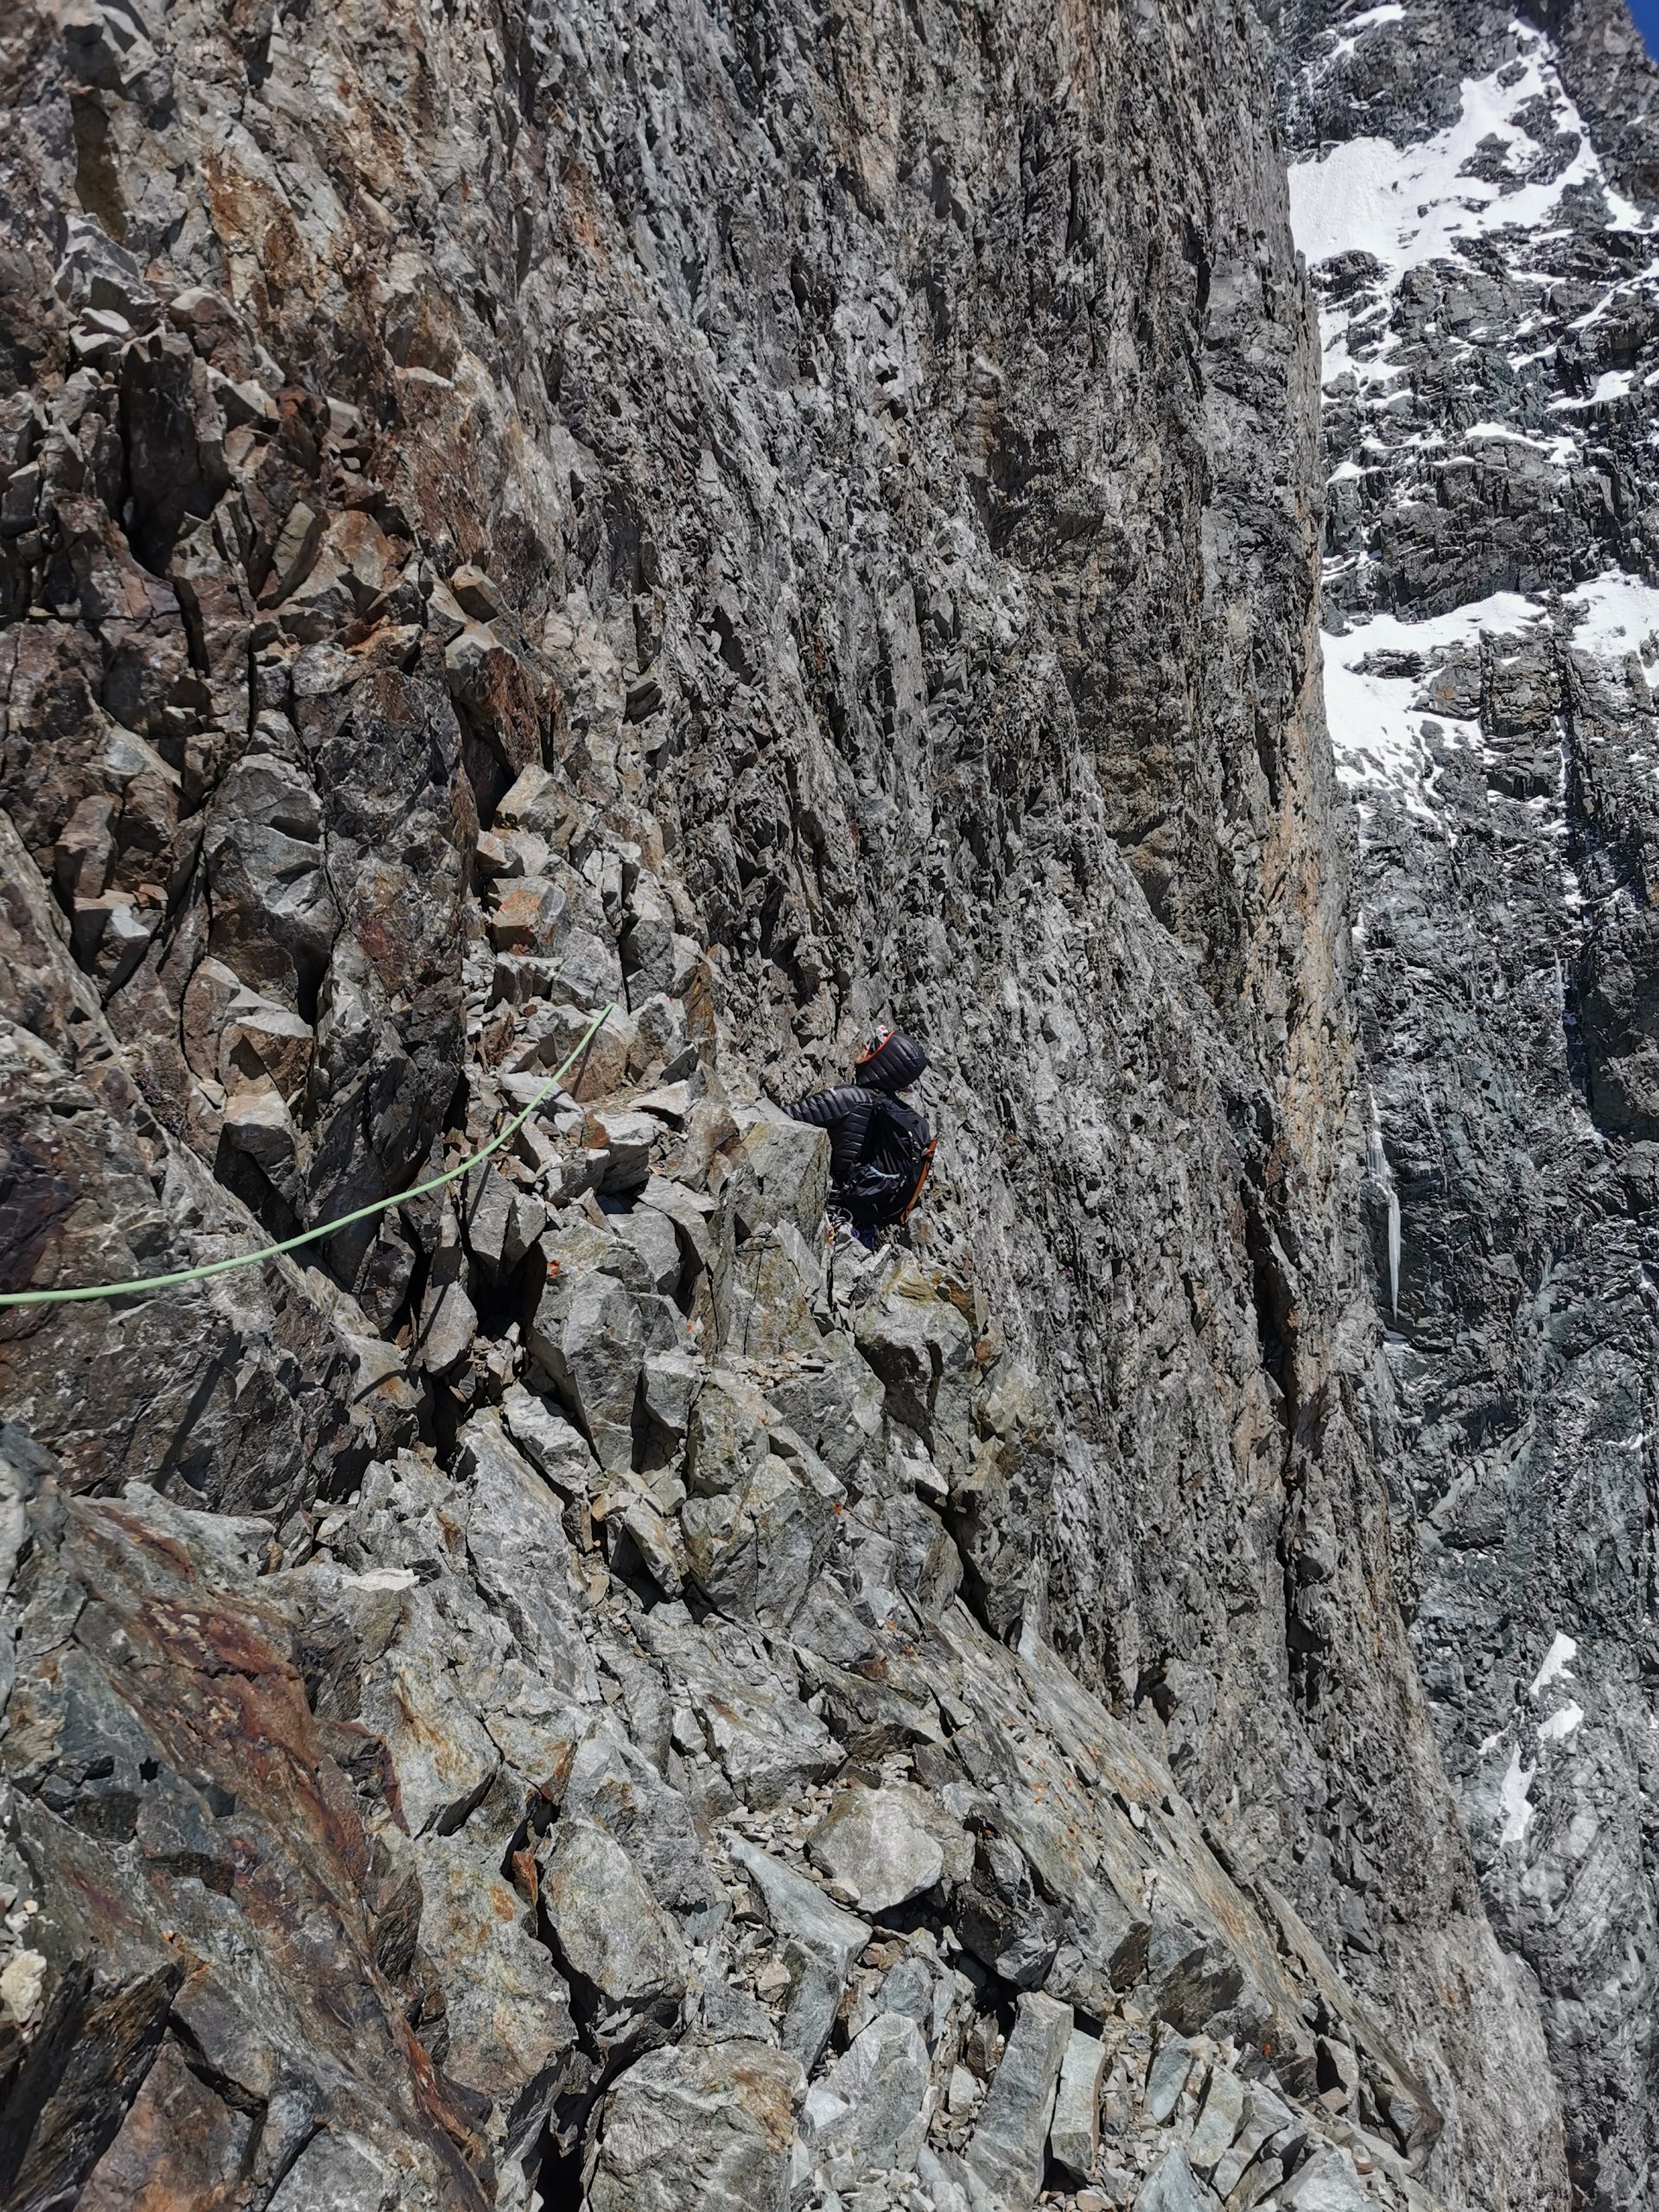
xmin=0 ymin=1002 xmax=615 ymax=1311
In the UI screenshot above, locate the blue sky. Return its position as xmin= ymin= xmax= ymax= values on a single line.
xmin=1630 ymin=0 xmax=1659 ymax=59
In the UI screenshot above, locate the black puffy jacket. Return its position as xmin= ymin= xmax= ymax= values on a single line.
xmin=785 ymin=1082 xmax=932 ymax=1215
xmin=785 ymin=1084 xmax=885 ymax=1186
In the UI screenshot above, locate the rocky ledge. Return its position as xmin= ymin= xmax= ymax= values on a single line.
xmin=3 ymin=753 xmax=1462 ymax=2209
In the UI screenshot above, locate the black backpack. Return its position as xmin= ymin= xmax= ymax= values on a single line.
xmin=842 ymin=1093 xmax=937 ymax=1227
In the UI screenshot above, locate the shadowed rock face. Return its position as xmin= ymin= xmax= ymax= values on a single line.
xmin=1274 ymin=3 xmax=1659 ymax=2206
xmin=0 ymin=0 xmax=1591 ymax=2207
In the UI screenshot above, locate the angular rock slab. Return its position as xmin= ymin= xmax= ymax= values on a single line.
xmin=353 ymin=1586 xmax=500 ymax=1836
xmin=562 ymin=1724 xmax=726 ymax=1938
xmin=1185 ymin=2060 xmax=1246 ymax=2176
xmin=1145 ymin=2031 xmax=1194 ymax=2125
xmin=803 ymin=2011 xmax=931 ymax=2179
xmin=641 ymin=1613 xmax=840 ymax=1810
xmin=730 ymin=1838 xmax=870 ymax=2070
xmin=1134 ymin=2144 xmax=1210 ymax=2212
xmin=587 ymin=2037 xmax=803 ymax=2212
xmin=264 ymin=2129 xmax=400 ymax=2211
xmin=728 ymin=1107 xmax=830 ymax=1241
xmin=541 ymin=1817 xmax=689 ymax=2010
xmin=1277 ymin=2147 xmax=1374 ymax=2211
xmin=412 ymin=1831 xmax=579 ymax=2171
xmin=454 ymin=1408 xmax=594 ymax=1700
xmin=527 ymin=1268 xmax=649 ymax=1471
xmin=805 ymin=1777 xmax=952 ymax=1911
xmin=963 ymin=1989 xmax=1073 ymax=2211
xmin=77 ymin=2041 xmax=256 ymax=2210
xmin=1049 ymin=2026 xmax=1109 ymax=2184
xmin=687 ymin=1441 xmax=839 ymax=1630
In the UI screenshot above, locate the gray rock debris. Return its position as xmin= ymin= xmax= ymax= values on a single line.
xmin=1146 ymin=2033 xmax=1196 ymax=2126
xmin=540 ymin=1819 xmax=690 ymax=2016
xmin=1185 ymin=2062 xmax=1247 ymax=2176
xmin=730 ymin=1839 xmax=871 ymax=2071
xmin=265 ymin=2133 xmax=400 ymax=2212
xmin=413 ymin=1831 xmax=580 ymax=2172
xmin=962 ymin=1991 xmax=1073 ymax=2211
xmin=1211 ymin=2081 xmax=1298 ymax=2200
xmin=803 ymin=2011 xmax=932 ymax=2183
xmin=1134 ymin=2144 xmax=1210 ymax=2212
xmin=1278 ymin=2146 xmax=1375 ymax=2212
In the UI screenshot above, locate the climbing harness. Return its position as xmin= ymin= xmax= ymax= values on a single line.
xmin=0 ymin=1004 xmax=614 ymax=1311
xmin=896 ymin=1132 xmax=937 ymax=1223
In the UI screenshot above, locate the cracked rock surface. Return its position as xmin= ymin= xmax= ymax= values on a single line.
xmin=1274 ymin=4 xmax=1659 ymax=2206
xmin=0 ymin=0 xmax=1618 ymax=2206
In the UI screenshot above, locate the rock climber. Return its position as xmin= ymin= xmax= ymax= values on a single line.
xmin=785 ymin=1027 xmax=937 ymax=1248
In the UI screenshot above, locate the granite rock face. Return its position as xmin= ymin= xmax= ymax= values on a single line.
xmin=0 ymin=0 xmax=1605 ymax=2206
xmin=1274 ymin=4 xmax=1659 ymax=2207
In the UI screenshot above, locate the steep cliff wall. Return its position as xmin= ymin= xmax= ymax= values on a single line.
xmin=1273 ymin=4 xmax=1659 ymax=2207
xmin=0 ymin=0 xmax=1577 ymax=2208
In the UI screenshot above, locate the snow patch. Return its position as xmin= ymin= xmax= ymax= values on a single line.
xmin=1322 ymin=573 xmax=1659 ymax=821
xmin=1569 ymin=266 xmax=1659 ymax=334
xmin=1538 ymin=1701 xmax=1584 ymax=1744
xmin=1562 ymin=572 xmax=1659 ymax=660
xmin=1466 ymin=421 xmax=1578 ymax=465
xmin=1338 ymin=3 xmax=1404 ymax=34
xmin=1497 ymin=1744 xmax=1536 ymax=1846
xmin=1365 ymin=1095 xmax=1402 ymax=1314
xmin=1322 ymin=3 xmax=1405 ymax=68
xmin=1321 ymin=594 xmax=1548 ymax=818
xmin=1322 ymin=652 xmax=1452 ymax=820
xmin=1332 ymin=592 xmax=1546 ymax=660
xmin=1551 ymin=367 xmax=1635 ymax=411
xmin=1529 ymin=1631 xmax=1578 ymax=1696
xmin=1289 ymin=36 xmax=1645 ymax=281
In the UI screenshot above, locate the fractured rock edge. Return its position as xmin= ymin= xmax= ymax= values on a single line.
xmin=0 ymin=0 xmax=1587 ymax=2206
